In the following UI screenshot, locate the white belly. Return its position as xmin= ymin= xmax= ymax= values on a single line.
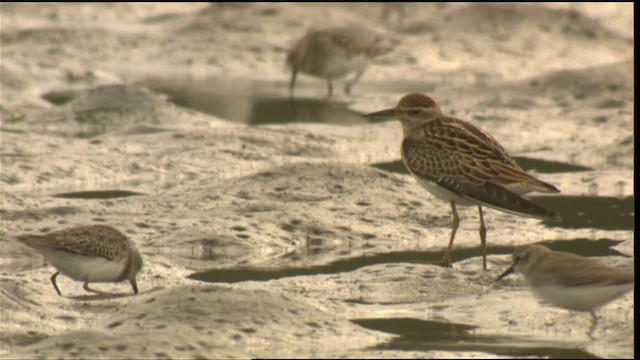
xmin=533 ymin=283 xmax=634 ymax=312
xmin=320 ymin=55 xmax=369 ymax=79
xmin=38 ymin=247 xmax=126 ymax=283
xmin=413 ymin=175 xmax=478 ymax=207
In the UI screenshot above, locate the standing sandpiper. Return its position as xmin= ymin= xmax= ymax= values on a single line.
xmin=365 ymin=94 xmax=561 ymax=270
xmin=286 ymin=24 xmax=393 ymax=97
xmin=497 ymin=244 xmax=634 ymax=337
xmin=17 ymin=225 xmax=143 ymax=296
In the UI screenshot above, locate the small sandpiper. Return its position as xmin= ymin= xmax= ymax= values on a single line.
xmin=17 ymin=225 xmax=143 ymax=296
xmin=287 ymin=24 xmax=393 ymax=97
xmin=497 ymin=244 xmax=634 ymax=337
xmin=365 ymin=94 xmax=561 ymax=270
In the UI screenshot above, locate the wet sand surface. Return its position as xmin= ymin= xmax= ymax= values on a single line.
xmin=0 ymin=3 xmax=634 ymax=359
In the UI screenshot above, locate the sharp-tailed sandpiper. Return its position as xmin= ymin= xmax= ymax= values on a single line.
xmin=365 ymin=93 xmax=561 ymax=270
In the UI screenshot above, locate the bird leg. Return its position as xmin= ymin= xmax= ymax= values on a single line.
xmin=326 ymin=79 xmax=334 ymax=97
xmin=83 ymin=282 xmax=104 ymax=294
xmin=588 ymin=311 xmax=598 ymax=338
xmin=50 ymin=271 xmax=62 ymax=296
xmin=478 ymin=206 xmax=487 ymax=270
xmin=344 ymin=69 xmax=365 ymax=95
xmin=434 ymin=200 xmax=459 ymax=267
xmin=130 ymin=279 xmax=139 ymax=295
xmin=289 ymin=68 xmax=298 ymax=98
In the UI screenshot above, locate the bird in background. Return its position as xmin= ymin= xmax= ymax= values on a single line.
xmin=287 ymin=24 xmax=394 ymax=98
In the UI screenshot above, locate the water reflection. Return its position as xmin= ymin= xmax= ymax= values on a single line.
xmin=250 ymin=97 xmax=366 ymax=125
xmin=536 ymin=195 xmax=634 ymax=231
xmin=352 ymin=317 xmax=596 ymax=359
xmin=52 ymin=190 xmax=145 ymax=199
xmin=143 ymin=77 xmax=368 ymax=125
xmin=188 ymin=238 xmax=624 ymax=283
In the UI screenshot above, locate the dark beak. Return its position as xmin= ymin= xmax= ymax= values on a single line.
xmin=495 ymin=264 xmax=515 ymax=282
xmin=363 ymin=108 xmax=399 ymax=118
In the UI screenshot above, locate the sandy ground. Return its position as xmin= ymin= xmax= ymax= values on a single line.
xmin=0 ymin=3 xmax=634 ymax=359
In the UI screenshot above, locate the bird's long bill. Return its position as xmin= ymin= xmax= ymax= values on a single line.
xmin=363 ymin=108 xmax=398 ymax=118
xmin=496 ymin=265 xmax=515 ymax=282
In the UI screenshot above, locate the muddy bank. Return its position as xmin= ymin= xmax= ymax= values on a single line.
xmin=1 ymin=3 xmax=633 ymax=358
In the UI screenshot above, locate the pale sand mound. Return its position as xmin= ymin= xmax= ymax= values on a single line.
xmin=3 ymin=285 xmax=389 ymax=359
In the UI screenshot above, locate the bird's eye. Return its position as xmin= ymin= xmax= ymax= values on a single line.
xmin=408 ymin=109 xmax=422 ymax=116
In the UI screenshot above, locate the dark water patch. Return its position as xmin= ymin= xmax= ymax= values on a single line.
xmin=142 ymin=77 xmax=368 ymax=126
xmin=73 ymin=131 xmax=108 ymax=139
xmin=74 ymin=131 xmax=103 ymax=139
xmin=597 ymin=99 xmax=627 ymax=109
xmin=539 ymin=238 xmax=627 ymax=258
xmin=352 ymin=317 xmax=596 ymax=359
xmin=370 ymin=159 xmax=407 ymax=174
xmin=41 ymin=89 xmax=78 ymax=106
xmin=52 ymin=190 xmax=145 ymax=199
xmin=142 ymin=77 xmax=438 ymax=125
xmin=120 ymin=125 xmax=170 ymax=135
xmin=249 ymin=98 xmax=366 ymax=125
xmin=537 ymin=195 xmax=634 ymax=231
xmin=510 ymin=156 xmax=592 ymax=173
xmin=188 ymin=250 xmax=447 ymax=283
xmin=370 ymin=157 xmax=591 ymax=175
xmin=188 ymin=238 xmax=621 ymax=283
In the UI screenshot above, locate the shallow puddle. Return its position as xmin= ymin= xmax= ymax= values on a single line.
xmin=536 ymin=195 xmax=634 ymax=231
xmin=351 ymin=317 xmax=596 ymax=359
xmin=510 ymin=157 xmax=593 ymax=173
xmin=41 ymin=89 xmax=78 ymax=106
xmin=142 ymin=77 xmax=373 ymax=125
xmin=187 ymin=238 xmax=625 ymax=284
xmin=43 ymin=77 xmax=436 ymax=127
xmin=52 ymin=190 xmax=145 ymax=199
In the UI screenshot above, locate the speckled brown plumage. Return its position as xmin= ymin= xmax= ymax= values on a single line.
xmin=17 ymin=225 xmax=143 ymax=296
xmin=18 ymin=225 xmax=130 ymax=261
xmin=365 ymin=93 xmax=561 ymax=270
xmin=401 ymin=116 xmax=560 ymax=220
